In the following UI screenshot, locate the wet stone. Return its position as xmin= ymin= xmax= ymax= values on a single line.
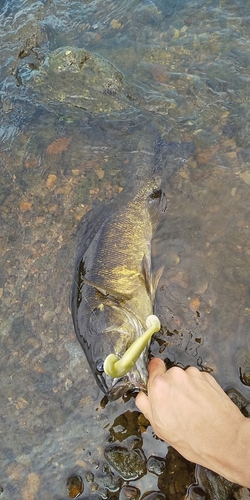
xmin=119 ymin=485 xmax=141 ymax=500
xmin=196 ymin=466 xmax=234 ymax=499
xmin=90 ymin=482 xmax=99 ymax=493
xmin=147 ymin=456 xmax=166 ymax=475
xmin=21 ymin=472 xmax=41 ymax=500
xmin=42 ymin=310 xmax=56 ymax=323
xmin=85 ymin=471 xmax=94 ymax=482
xmin=98 ymin=486 xmax=108 ymax=499
xmin=104 ymin=445 xmax=146 ymax=480
xmin=109 ymin=411 xmax=142 ymax=442
xmin=227 ymin=388 xmax=250 ymax=415
xmin=187 ymin=484 xmax=207 ymax=499
xmin=244 ymin=403 xmax=250 ymax=418
xmin=66 ymin=474 xmax=84 ymax=498
xmin=140 ymin=492 xmax=166 ymax=500
xmin=239 ymin=354 xmax=250 ymax=386
xmin=158 ymin=447 xmax=195 ymax=499
xmin=96 ymin=469 xmax=123 ymax=492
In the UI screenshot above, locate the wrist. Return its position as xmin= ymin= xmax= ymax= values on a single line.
xmin=229 ymin=416 xmax=250 ymax=487
xmin=213 ymin=414 xmax=250 ymax=487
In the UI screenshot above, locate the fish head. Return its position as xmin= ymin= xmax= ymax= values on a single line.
xmin=87 ymin=302 xmax=149 ymax=400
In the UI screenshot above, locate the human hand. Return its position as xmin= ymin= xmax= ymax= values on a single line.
xmin=136 ymin=359 xmax=249 ymax=485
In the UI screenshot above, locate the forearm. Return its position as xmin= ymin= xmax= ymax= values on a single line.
xmin=170 ymin=409 xmax=250 ymax=487
xmin=169 ymin=400 xmax=250 ymax=487
xmin=214 ymin=416 xmax=250 ymax=488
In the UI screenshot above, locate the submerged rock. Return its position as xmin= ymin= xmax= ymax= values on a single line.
xmin=140 ymin=492 xmax=166 ymax=500
xmin=66 ymin=474 xmax=84 ymax=498
xmin=119 ymin=485 xmax=140 ymax=500
xmin=147 ymin=455 xmax=166 ymax=475
xmin=104 ymin=445 xmax=147 ymax=480
xmin=195 ymin=466 xmax=234 ymax=500
xmin=18 ymin=45 xmax=179 ymax=118
xmin=21 ymin=46 xmax=129 ymax=115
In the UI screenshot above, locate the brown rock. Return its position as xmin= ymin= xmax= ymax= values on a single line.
xmin=19 ymin=201 xmax=32 ymax=211
xmin=46 ymin=137 xmax=71 ymax=155
xmin=21 ymin=472 xmax=41 ymax=500
xmin=46 ymin=174 xmax=57 ymax=189
xmin=189 ymin=297 xmax=200 ymax=312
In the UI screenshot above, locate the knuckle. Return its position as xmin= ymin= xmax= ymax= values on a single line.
xmin=185 ymin=366 xmax=199 ymax=375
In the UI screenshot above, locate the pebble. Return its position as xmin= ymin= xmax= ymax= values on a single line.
xmin=46 ymin=137 xmax=71 ymax=155
xmin=96 ymin=168 xmax=105 ymax=179
xmin=24 ymin=157 xmax=38 ymax=169
xmin=119 ymin=485 xmax=140 ymax=500
xmin=56 ymin=184 xmax=72 ymax=195
xmin=189 ymin=297 xmax=201 ymax=312
xmin=7 ymin=462 xmax=26 ymax=481
xmin=90 ymin=482 xmax=99 ymax=492
xmin=193 ymin=280 xmax=208 ymax=294
xmin=46 ymin=174 xmax=57 ymax=189
xmin=16 ymin=397 xmax=28 ymax=410
xmin=66 ymin=474 xmax=84 ymax=498
xmin=21 ymin=472 xmax=41 ymax=500
xmin=147 ymin=456 xmax=166 ymax=475
xmin=179 ymin=168 xmax=189 ymax=179
xmin=19 ymin=201 xmax=32 ymax=211
xmin=43 ymin=310 xmax=56 ymax=323
xmin=85 ymin=472 xmax=94 ymax=482
xmin=196 ymin=145 xmax=219 ymax=165
xmin=110 ymin=19 xmax=122 ymax=29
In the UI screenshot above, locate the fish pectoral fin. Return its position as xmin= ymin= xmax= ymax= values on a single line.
xmin=151 ymin=265 xmax=164 ymax=300
xmin=83 ymin=277 xmax=132 ymax=302
xmin=104 ymin=321 xmax=135 ymax=336
xmin=141 ymin=254 xmax=151 ymax=297
xmin=147 ymin=188 xmax=167 ymax=227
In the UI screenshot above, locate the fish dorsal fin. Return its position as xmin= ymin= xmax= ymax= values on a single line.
xmin=83 ymin=277 xmax=132 ymax=302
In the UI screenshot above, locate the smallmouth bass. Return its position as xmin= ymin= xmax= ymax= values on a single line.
xmin=71 ymin=127 xmax=193 ymax=400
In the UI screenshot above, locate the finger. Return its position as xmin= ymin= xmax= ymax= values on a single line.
xmin=148 ymin=357 xmax=167 ymax=380
xmin=135 ymin=391 xmax=153 ymax=421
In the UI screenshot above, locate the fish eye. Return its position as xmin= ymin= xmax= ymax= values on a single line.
xmin=96 ymin=359 xmax=104 ymax=373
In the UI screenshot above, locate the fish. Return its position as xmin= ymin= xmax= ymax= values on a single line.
xmin=71 ymin=126 xmax=193 ymax=400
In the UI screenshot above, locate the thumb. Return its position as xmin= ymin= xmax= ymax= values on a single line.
xmin=135 ymin=358 xmax=166 ymax=417
xmin=147 ymin=358 xmax=167 ymax=386
xmin=135 ymin=390 xmax=151 ymax=417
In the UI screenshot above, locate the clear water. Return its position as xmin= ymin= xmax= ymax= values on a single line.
xmin=1 ymin=0 xmax=250 ymax=499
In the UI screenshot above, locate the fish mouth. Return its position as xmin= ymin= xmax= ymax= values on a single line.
xmin=108 ymin=367 xmax=148 ymax=401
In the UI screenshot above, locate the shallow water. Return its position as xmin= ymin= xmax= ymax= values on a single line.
xmin=1 ymin=0 xmax=250 ymax=499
